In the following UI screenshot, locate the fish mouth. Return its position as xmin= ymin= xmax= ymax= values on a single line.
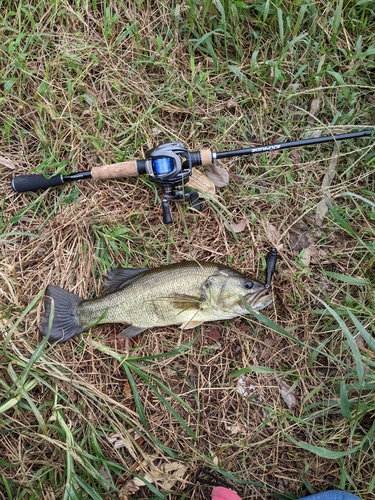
xmin=245 ymin=288 xmax=273 ymax=311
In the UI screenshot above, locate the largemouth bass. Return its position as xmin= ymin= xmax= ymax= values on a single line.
xmin=40 ymin=260 xmax=274 ymax=343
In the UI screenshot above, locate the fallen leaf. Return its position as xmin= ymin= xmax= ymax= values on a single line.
xmin=266 ymin=223 xmax=282 ymax=244
xmin=305 ymin=129 xmax=322 ymax=139
xmin=120 ymin=458 xmax=188 ymax=496
xmin=188 ymin=168 xmax=216 ymax=197
xmin=99 ymin=466 xmax=112 ymax=492
xmin=307 ymin=98 xmax=321 ymax=123
xmin=300 ymin=246 xmax=312 ymax=267
xmin=119 ymin=478 xmax=139 ymax=499
xmin=276 ymin=377 xmax=297 ymax=410
xmin=288 ymin=221 xmax=311 ymax=252
xmin=107 ymin=430 xmax=143 ymax=450
xmin=236 ymin=375 xmax=256 ymax=398
xmin=206 ymin=328 xmax=221 ymax=344
xmin=228 ymin=218 xmax=247 ymax=233
xmin=204 ymin=164 xmax=230 ymax=188
xmin=237 ymin=322 xmax=249 ymax=332
xmin=123 ymin=381 xmax=132 ymax=398
xmin=224 ymin=422 xmax=246 ymax=435
xmin=225 ymin=98 xmax=237 ymax=111
xmin=0 ymin=156 xmax=15 ymax=169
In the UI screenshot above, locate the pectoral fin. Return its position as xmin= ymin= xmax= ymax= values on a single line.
xmin=170 ymin=293 xmax=205 ymax=310
xmin=118 ymin=325 xmax=147 ymax=338
xmin=180 ymin=320 xmax=204 ymax=330
xmin=104 ymin=267 xmax=150 ymax=293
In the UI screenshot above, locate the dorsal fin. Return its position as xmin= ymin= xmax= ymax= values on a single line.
xmin=104 ymin=267 xmax=150 ymax=293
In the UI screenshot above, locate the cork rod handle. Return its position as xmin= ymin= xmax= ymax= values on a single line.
xmin=91 ymin=160 xmax=139 ymax=180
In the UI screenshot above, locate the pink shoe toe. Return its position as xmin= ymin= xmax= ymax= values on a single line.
xmin=211 ymin=486 xmax=242 ymax=500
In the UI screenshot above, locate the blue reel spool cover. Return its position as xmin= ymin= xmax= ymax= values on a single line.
xmin=152 ymin=157 xmax=175 ymax=176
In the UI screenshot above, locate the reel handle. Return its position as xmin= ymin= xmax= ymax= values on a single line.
xmin=189 ymin=190 xmax=201 ymax=211
xmin=162 ymin=199 xmax=173 ymax=224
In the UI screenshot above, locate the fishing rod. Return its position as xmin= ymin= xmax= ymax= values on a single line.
xmin=11 ymin=129 xmax=373 ymax=224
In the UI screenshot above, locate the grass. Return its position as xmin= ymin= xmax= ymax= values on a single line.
xmin=1 ymin=0 xmax=375 ymax=498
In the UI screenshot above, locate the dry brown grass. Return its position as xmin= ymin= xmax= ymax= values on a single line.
xmin=1 ymin=1 xmax=375 ymax=499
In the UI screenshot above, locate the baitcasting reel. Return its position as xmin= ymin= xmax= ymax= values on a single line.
xmin=145 ymin=142 xmax=204 ymax=223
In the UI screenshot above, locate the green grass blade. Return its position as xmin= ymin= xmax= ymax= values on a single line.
xmin=347 ymin=310 xmax=375 ymax=351
xmin=323 ymin=271 xmax=370 ymax=285
xmin=310 ymin=293 xmax=365 ymax=384
xmin=229 ymin=365 xmax=278 ymax=378
xmin=339 ymin=381 xmax=352 ymax=419
xmin=285 ymin=434 xmax=361 ymax=459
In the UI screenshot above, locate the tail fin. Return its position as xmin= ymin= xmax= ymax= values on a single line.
xmin=39 ymin=285 xmax=84 ymax=343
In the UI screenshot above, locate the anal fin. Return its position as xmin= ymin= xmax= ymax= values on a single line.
xmin=118 ymin=325 xmax=147 ymax=339
xmin=180 ymin=320 xmax=204 ymax=330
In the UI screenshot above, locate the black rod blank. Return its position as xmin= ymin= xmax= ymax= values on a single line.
xmin=215 ymin=130 xmax=374 ymax=160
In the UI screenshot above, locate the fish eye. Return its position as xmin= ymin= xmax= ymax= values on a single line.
xmin=244 ymin=281 xmax=253 ymax=289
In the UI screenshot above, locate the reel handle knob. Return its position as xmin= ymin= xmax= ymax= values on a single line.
xmin=189 ymin=190 xmax=201 ymax=211
xmin=162 ymin=199 xmax=173 ymax=224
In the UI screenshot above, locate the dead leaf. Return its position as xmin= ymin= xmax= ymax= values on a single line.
xmin=225 ymin=98 xmax=237 ymax=112
xmin=228 ymin=218 xmax=247 ymax=233
xmin=99 ymin=466 xmax=112 ymax=492
xmin=224 ymin=422 xmax=246 ymax=435
xmin=307 ymin=98 xmax=321 ymax=123
xmin=266 ymin=223 xmax=282 ymax=244
xmin=107 ymin=430 xmax=142 ymax=450
xmin=315 ymin=149 xmax=339 ymax=226
xmin=120 ymin=458 xmax=187 ymax=496
xmin=188 ymin=168 xmax=216 ymax=197
xmin=289 ymin=221 xmax=311 ymax=252
xmin=206 ymin=328 xmax=221 ymax=344
xmin=0 ymin=156 xmax=15 ymax=169
xmin=236 ymin=375 xmax=256 ymax=398
xmin=123 ymin=381 xmax=132 ymax=398
xmin=305 ymin=129 xmax=322 ymax=139
xmin=300 ymin=246 xmax=312 ymax=267
xmin=119 ymin=478 xmax=139 ymax=499
xmin=107 ymin=434 xmax=128 ymax=449
xmin=204 ymin=164 xmax=230 ymax=188
xmin=276 ymin=377 xmax=297 ymax=410
xmin=237 ymin=322 xmax=249 ymax=332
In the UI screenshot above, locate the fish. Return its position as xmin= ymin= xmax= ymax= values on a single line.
xmin=39 ymin=260 xmax=274 ymax=343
